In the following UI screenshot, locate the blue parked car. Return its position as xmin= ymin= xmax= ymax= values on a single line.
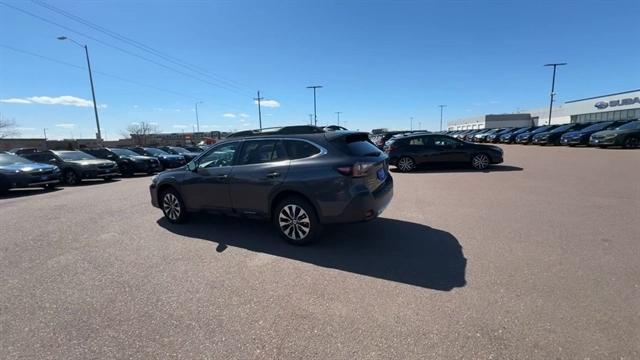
xmin=0 ymin=153 xmax=61 ymax=193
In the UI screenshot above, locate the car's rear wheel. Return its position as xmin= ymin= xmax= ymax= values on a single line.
xmin=623 ymin=136 xmax=639 ymax=149
xmin=396 ymin=156 xmax=415 ymax=172
xmin=471 ymin=153 xmax=490 ymax=170
xmin=64 ymin=170 xmax=80 ymax=185
xmin=274 ymin=196 xmax=320 ymax=245
xmin=161 ymin=188 xmax=188 ymax=223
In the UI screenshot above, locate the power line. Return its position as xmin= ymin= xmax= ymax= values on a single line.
xmin=0 ymin=1 xmax=254 ymax=98
xmin=31 ymin=0 xmax=251 ymax=93
xmin=0 ymin=44 xmax=198 ymax=100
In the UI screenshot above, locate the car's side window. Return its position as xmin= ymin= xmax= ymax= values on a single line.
xmin=409 ymin=137 xmax=424 ymax=146
xmin=432 ymin=136 xmax=458 ymax=146
xmin=283 ymin=140 xmax=320 ymax=160
xmin=197 ymin=143 xmax=239 ymax=168
xmin=237 ymin=140 xmax=281 ymax=165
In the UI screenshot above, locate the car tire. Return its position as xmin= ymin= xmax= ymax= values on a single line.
xmin=160 ymin=187 xmax=188 ymax=224
xmin=44 ymin=183 xmax=57 ymax=191
xmin=121 ymin=163 xmax=134 ymax=177
xmin=396 ymin=156 xmax=415 ymax=172
xmin=623 ymin=137 xmax=639 ymax=149
xmin=103 ymin=176 xmax=114 ymax=182
xmin=471 ymin=153 xmax=490 ymax=170
xmin=64 ymin=170 xmax=80 ymax=185
xmin=273 ymin=196 xmax=321 ymax=245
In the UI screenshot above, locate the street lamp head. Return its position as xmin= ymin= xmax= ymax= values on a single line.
xmin=544 ymin=63 xmax=567 ymax=67
xmin=57 ymin=36 xmax=67 ymax=40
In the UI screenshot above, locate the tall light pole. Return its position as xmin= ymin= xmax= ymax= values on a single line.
xmin=410 ymin=117 xmax=413 ymax=131
xmin=195 ymin=101 xmax=203 ymax=132
xmin=438 ymin=104 xmax=447 ymax=132
xmin=335 ymin=111 xmax=342 ymax=126
xmin=57 ymin=36 xmax=101 ymax=140
xmin=308 ymin=114 xmax=313 ymax=125
xmin=306 ymin=85 xmax=322 ymax=126
xmin=254 ymin=91 xmax=264 ymax=130
xmin=544 ymin=63 xmax=567 ymax=125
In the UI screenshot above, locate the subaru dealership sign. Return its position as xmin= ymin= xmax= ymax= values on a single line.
xmin=593 ymin=97 xmax=640 ymax=110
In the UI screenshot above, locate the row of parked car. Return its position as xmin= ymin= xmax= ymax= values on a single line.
xmin=445 ymin=119 xmax=640 ymax=148
xmin=0 ymin=145 xmax=208 ymax=193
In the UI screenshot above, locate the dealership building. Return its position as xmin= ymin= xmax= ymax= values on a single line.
xmin=448 ymin=89 xmax=640 ymax=130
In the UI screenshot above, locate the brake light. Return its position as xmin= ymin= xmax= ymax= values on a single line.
xmin=336 ymin=162 xmax=375 ymax=177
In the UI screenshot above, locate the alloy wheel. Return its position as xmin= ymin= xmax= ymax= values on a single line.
xmin=278 ymin=204 xmax=311 ymax=241
xmin=163 ymin=193 xmax=181 ymax=221
xmin=472 ymin=154 xmax=490 ymax=170
xmin=65 ymin=171 xmax=79 ymax=185
xmin=397 ymin=157 xmax=415 ymax=172
xmin=624 ymin=137 xmax=639 ymax=149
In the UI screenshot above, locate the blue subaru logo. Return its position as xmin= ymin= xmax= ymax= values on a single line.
xmin=594 ymin=101 xmax=608 ymax=109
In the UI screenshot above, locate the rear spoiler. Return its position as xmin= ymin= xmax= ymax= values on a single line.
xmin=324 ymin=131 xmax=371 ymax=143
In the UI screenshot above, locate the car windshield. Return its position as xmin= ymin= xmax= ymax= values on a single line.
xmin=144 ymin=148 xmax=169 ymax=155
xmin=111 ymin=148 xmax=140 ymax=157
xmin=531 ymin=126 xmax=551 ymax=134
xmin=580 ymin=122 xmax=612 ymax=132
xmin=616 ymin=120 xmax=640 ymax=130
xmin=550 ymin=124 xmax=574 ymax=132
xmin=57 ymin=151 xmax=96 ymax=161
xmin=0 ymin=154 xmax=34 ymax=166
xmin=169 ymin=147 xmax=190 ymax=154
xmin=512 ymin=128 xmax=530 ymax=134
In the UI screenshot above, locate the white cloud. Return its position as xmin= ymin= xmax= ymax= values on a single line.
xmin=130 ymin=122 xmax=140 ymax=126
xmin=0 ymin=95 xmax=106 ymax=108
xmin=0 ymin=98 xmax=32 ymax=104
xmin=56 ymin=123 xmax=76 ymax=129
xmin=223 ymin=113 xmax=236 ymax=118
xmin=173 ymin=125 xmax=188 ymax=129
xmin=15 ymin=127 xmax=36 ymax=131
xmin=239 ymin=113 xmax=250 ymax=118
xmin=256 ymin=99 xmax=280 ymax=108
xmin=149 ymin=122 xmax=159 ymax=126
xmin=133 ymin=105 xmax=139 ymax=109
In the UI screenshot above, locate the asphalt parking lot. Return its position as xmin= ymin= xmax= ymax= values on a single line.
xmin=1 ymin=145 xmax=639 ymax=359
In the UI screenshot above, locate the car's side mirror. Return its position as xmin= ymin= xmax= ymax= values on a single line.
xmin=187 ymin=161 xmax=198 ymax=172
xmin=49 ymin=158 xmax=59 ymax=163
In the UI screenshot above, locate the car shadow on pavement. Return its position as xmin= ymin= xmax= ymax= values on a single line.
xmin=390 ymin=164 xmax=523 ymax=174
xmin=0 ymin=188 xmax=62 ymax=199
xmin=157 ymin=216 xmax=467 ymax=291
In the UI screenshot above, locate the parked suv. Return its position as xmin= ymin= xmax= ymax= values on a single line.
xmin=22 ymin=150 xmax=119 ymax=185
xmin=82 ymin=147 xmax=161 ymax=176
xmin=150 ymin=132 xmax=393 ymax=244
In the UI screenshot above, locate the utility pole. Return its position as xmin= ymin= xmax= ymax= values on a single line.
xmin=57 ymin=36 xmax=101 ymax=141
xmin=254 ymin=91 xmax=264 ymax=130
xmin=410 ymin=117 xmax=413 ymax=131
xmin=438 ymin=105 xmax=447 ymax=132
xmin=335 ymin=111 xmax=342 ymax=126
xmin=308 ymin=114 xmax=313 ymax=125
xmin=195 ymin=101 xmax=203 ymax=132
xmin=544 ymin=63 xmax=567 ymax=125
xmin=43 ymin=128 xmax=47 ymax=140
xmin=306 ymin=85 xmax=322 ymax=126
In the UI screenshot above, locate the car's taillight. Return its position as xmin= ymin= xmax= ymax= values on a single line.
xmin=336 ymin=162 xmax=375 ymax=177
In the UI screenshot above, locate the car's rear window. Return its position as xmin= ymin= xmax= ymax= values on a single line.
xmin=333 ymin=133 xmax=382 ymax=157
xmin=283 ymin=140 xmax=321 ymax=160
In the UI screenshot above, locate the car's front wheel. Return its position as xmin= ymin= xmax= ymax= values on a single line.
xmin=396 ymin=156 xmax=415 ymax=172
xmin=161 ymin=188 xmax=188 ymax=223
xmin=471 ymin=153 xmax=490 ymax=170
xmin=274 ymin=196 xmax=321 ymax=245
xmin=623 ymin=136 xmax=639 ymax=149
xmin=64 ymin=170 xmax=80 ymax=185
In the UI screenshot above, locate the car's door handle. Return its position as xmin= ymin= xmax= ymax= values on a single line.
xmin=266 ymin=172 xmax=280 ymax=178
xmin=216 ymin=174 xmax=228 ymax=180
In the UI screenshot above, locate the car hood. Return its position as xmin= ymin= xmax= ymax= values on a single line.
xmin=592 ymin=129 xmax=637 ymax=137
xmin=562 ymin=131 xmax=582 ymax=137
xmin=125 ymin=155 xmax=157 ymax=161
xmin=157 ymin=154 xmax=184 ymax=160
xmin=68 ymin=159 xmax=115 ymax=166
xmin=0 ymin=162 xmax=57 ymax=172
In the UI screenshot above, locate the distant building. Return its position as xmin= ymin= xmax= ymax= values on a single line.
xmin=130 ymin=131 xmax=223 ymax=146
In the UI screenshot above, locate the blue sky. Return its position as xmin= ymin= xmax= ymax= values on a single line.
xmin=1 ymin=0 xmax=639 ymax=140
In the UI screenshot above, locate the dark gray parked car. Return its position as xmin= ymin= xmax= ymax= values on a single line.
xmin=22 ymin=150 xmax=119 ymax=185
xmin=150 ymin=132 xmax=394 ymax=244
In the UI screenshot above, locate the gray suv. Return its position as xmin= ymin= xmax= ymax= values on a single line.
xmin=23 ymin=150 xmax=120 ymax=185
xmin=150 ymin=132 xmax=393 ymax=244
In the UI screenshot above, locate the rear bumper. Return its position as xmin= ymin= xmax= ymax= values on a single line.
xmin=321 ymin=176 xmax=394 ymax=224
xmin=10 ymin=178 xmax=60 ymax=189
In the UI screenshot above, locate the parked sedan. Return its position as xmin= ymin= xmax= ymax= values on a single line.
xmin=486 ymin=128 xmax=515 ymax=143
xmin=531 ymin=123 xmax=588 ymax=145
xmin=472 ymin=128 xmax=504 ymax=143
xmin=158 ymin=146 xmax=201 ymax=162
xmin=150 ymin=132 xmax=393 ymax=245
xmin=560 ymin=121 xmax=630 ymax=146
xmin=499 ymin=127 xmax=534 ymax=143
xmin=589 ymin=120 xmax=640 ymax=148
xmin=386 ymin=134 xmax=503 ymax=171
xmin=82 ymin=147 xmax=161 ymax=176
xmin=0 ymin=153 xmax=61 ymax=192
xmin=129 ymin=147 xmax=187 ymax=169
xmin=515 ymin=125 xmax=558 ymax=144
xmin=22 ymin=150 xmax=119 ymax=185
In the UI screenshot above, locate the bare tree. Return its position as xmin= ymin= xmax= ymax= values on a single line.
xmin=0 ymin=114 xmax=18 ymax=139
xmin=124 ymin=121 xmax=160 ymax=145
